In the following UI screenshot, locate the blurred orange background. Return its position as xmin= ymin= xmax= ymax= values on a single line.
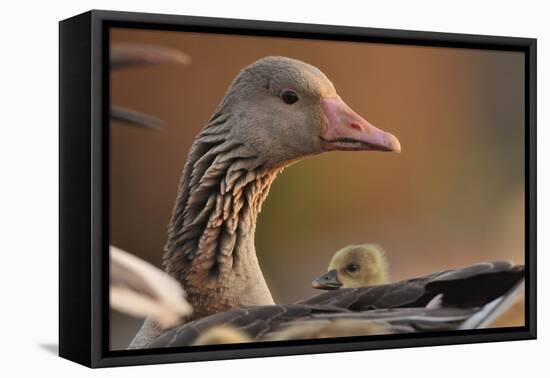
xmin=110 ymin=28 xmax=525 ymax=349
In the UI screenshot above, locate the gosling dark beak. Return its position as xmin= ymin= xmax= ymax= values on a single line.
xmin=312 ymin=269 xmax=342 ymax=290
xmin=110 ymin=43 xmax=191 ymax=129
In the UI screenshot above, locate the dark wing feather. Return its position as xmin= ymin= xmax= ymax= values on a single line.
xmin=426 ymin=262 xmax=524 ymax=307
xmin=300 ymin=262 xmax=524 ymax=310
xmin=146 ymin=262 xmax=524 ymax=348
xmin=148 ymin=305 xmax=297 ymax=347
xmin=298 ymin=307 xmax=477 ymax=332
xmin=297 ymin=275 xmax=430 ymax=309
xmin=147 ymin=305 xmax=476 ymax=347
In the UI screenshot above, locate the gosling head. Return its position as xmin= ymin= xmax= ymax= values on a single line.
xmin=312 ymin=244 xmax=390 ymax=290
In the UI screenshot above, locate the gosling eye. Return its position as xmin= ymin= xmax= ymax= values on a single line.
xmin=346 ymin=263 xmax=360 ymax=273
xmin=280 ymin=89 xmax=299 ymax=105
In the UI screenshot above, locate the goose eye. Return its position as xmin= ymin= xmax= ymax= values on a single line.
xmin=280 ymin=89 xmax=299 ymax=105
xmin=346 ymin=263 xmax=359 ymax=273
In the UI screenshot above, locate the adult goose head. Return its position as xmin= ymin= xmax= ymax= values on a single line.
xmin=163 ymin=56 xmax=401 ymax=320
xmin=312 ymin=244 xmax=390 ymax=290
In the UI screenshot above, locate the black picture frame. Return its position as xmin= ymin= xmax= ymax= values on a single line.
xmin=59 ymin=9 xmax=537 ymax=368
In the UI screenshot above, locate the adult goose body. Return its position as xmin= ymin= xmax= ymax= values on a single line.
xmin=130 ymin=56 xmax=400 ymax=347
xmin=147 ymin=261 xmax=524 ymax=347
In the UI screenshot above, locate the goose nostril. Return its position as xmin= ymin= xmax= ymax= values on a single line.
xmin=350 ymin=122 xmax=362 ymax=131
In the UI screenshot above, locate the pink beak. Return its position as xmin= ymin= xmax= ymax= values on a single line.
xmin=320 ymin=96 xmax=401 ymax=153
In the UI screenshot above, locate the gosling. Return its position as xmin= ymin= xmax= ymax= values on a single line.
xmin=312 ymin=244 xmax=390 ymax=290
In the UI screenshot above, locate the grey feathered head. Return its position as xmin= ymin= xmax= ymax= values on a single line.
xmin=208 ymin=56 xmax=401 ymax=168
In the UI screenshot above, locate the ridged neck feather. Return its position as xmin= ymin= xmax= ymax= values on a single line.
xmin=164 ymin=109 xmax=282 ymax=317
